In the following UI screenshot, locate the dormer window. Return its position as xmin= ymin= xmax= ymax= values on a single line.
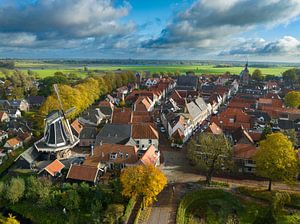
xmin=110 ymin=153 xmax=117 ymax=159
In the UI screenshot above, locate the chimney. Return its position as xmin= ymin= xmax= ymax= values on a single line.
xmin=91 ymin=144 xmax=94 ymax=157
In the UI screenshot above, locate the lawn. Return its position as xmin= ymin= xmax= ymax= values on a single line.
xmin=177 ymin=188 xmax=300 ymax=224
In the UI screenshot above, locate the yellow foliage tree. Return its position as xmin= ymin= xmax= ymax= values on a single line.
xmin=254 ymin=132 xmax=299 ymax=191
xmin=120 ymin=165 xmax=167 ymax=207
xmin=285 ymin=91 xmax=300 ymax=108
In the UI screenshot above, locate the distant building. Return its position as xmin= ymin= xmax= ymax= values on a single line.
xmin=240 ymin=62 xmax=251 ymax=84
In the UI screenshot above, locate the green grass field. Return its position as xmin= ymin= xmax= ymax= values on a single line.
xmin=0 ymin=61 xmax=297 ymax=78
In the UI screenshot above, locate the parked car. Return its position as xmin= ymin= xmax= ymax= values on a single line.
xmin=156 ymin=118 xmax=160 ymax=123
xmin=160 ymin=127 xmax=166 ymax=133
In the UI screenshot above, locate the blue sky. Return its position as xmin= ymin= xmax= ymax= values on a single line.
xmin=0 ymin=0 xmax=300 ymax=62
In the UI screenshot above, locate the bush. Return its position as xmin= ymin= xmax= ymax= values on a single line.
xmin=121 ymin=197 xmax=136 ymax=223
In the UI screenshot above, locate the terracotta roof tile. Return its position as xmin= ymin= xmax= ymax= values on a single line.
xmin=132 ymin=123 xmax=159 ymax=139
xmin=234 ymin=144 xmax=257 ymax=159
xmin=71 ymin=119 xmax=84 ymax=135
xmin=44 ymin=159 xmax=65 ymax=176
xmin=6 ymin=137 xmax=21 ymax=147
xmin=84 ymin=143 xmax=139 ymax=166
xmin=139 ymin=145 xmax=159 ymax=166
xmin=67 ymin=165 xmax=99 ymax=182
xmin=112 ymin=108 xmax=132 ymax=124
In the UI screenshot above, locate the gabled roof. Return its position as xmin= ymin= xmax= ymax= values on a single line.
xmin=6 ymin=137 xmax=21 ymax=147
xmin=139 ymin=145 xmax=159 ymax=166
xmin=96 ymin=124 xmax=131 ymax=145
xmin=131 ymin=123 xmax=159 ymax=139
xmin=15 ymin=147 xmax=39 ymax=164
xmin=80 ymin=127 xmax=98 ymax=139
xmin=233 ymin=144 xmax=257 ymax=159
xmin=44 ymin=159 xmax=65 ymax=177
xmin=134 ymin=96 xmax=152 ymax=112
xmin=27 ymin=96 xmax=45 ymax=105
xmin=112 ymin=108 xmax=132 ymax=124
xmin=67 ymin=165 xmax=99 ymax=183
xmin=84 ymin=143 xmax=139 ymax=166
xmin=207 ymin=122 xmax=223 ymax=135
xmin=71 ymin=119 xmax=84 ymax=135
xmin=0 ymin=111 xmax=8 ymax=120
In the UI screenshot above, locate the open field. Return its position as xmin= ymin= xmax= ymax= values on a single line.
xmin=0 ymin=60 xmax=298 ymax=78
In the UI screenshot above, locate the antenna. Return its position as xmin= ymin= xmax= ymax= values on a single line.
xmin=53 ymin=84 xmax=75 ymax=143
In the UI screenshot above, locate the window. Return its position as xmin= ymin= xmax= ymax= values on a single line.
xmin=125 ymin=153 xmax=129 ymax=159
xmin=148 ymin=139 xmax=152 ymax=144
xmin=119 ymin=152 xmax=123 ymax=158
xmin=136 ymin=140 xmax=140 ymax=144
xmin=110 ymin=153 xmax=117 ymax=159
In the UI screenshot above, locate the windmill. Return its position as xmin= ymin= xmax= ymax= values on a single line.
xmin=34 ymin=84 xmax=79 ymax=159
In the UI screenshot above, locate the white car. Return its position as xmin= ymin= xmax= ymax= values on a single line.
xmin=156 ymin=118 xmax=160 ymax=123
xmin=160 ymin=127 xmax=166 ymax=133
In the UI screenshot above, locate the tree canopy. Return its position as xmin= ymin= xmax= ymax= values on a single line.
xmin=187 ymin=133 xmax=232 ymax=185
xmin=282 ymin=69 xmax=298 ymax=84
xmin=252 ymin=69 xmax=264 ymax=81
xmin=254 ymin=132 xmax=299 ymax=191
xmin=285 ymin=91 xmax=300 ymax=109
xmin=120 ymin=165 xmax=167 ymax=207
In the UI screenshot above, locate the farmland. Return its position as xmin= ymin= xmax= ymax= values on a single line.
xmin=0 ymin=60 xmax=298 ymax=78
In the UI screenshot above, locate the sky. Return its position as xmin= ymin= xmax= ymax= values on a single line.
xmin=0 ymin=0 xmax=300 ymax=62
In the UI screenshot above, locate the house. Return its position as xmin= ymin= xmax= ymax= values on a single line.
xmin=211 ymin=108 xmax=252 ymax=133
xmin=98 ymin=101 xmax=114 ymax=122
xmin=131 ymin=123 xmax=159 ymax=150
xmin=79 ymin=127 xmax=98 ymax=147
xmin=144 ymin=78 xmax=159 ymax=87
xmin=112 ymin=108 xmax=132 ymax=124
xmin=9 ymin=99 xmax=29 ymax=112
xmin=116 ymin=86 xmax=129 ymax=99
xmin=95 ymin=124 xmax=131 ymax=145
xmin=39 ymin=159 xmax=65 ymax=177
xmin=232 ymin=126 xmax=254 ymax=145
xmin=206 ymin=122 xmax=223 ymax=135
xmin=79 ymin=108 xmax=103 ymax=126
xmin=166 ymin=114 xmax=193 ymax=144
xmin=184 ymin=97 xmax=209 ymax=128
xmin=7 ymin=109 xmax=21 ymax=118
xmin=0 ymin=130 xmax=8 ymax=143
xmin=66 ymin=164 xmax=100 ymax=184
xmin=27 ymin=96 xmax=45 ymax=108
xmin=71 ymin=119 xmax=84 ymax=137
xmin=133 ymin=96 xmax=154 ymax=112
xmin=83 ymin=143 xmax=139 ymax=170
xmin=233 ymin=144 xmax=257 ymax=173
xmin=176 ymin=74 xmax=198 ymax=90
xmin=17 ymin=131 xmax=32 ymax=144
xmin=14 ymin=147 xmax=39 ymax=169
xmin=0 ymin=111 xmax=9 ymax=122
xmin=138 ymin=145 xmax=160 ymax=167
xmin=4 ymin=137 xmax=23 ymax=150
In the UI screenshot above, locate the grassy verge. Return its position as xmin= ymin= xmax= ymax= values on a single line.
xmin=236 ymin=186 xmax=300 ymax=209
xmin=121 ymin=197 xmax=136 ymax=223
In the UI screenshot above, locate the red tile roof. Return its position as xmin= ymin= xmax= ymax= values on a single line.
xmin=67 ymin=165 xmax=99 ymax=183
xmin=234 ymin=144 xmax=257 ymax=159
xmin=139 ymin=145 xmax=159 ymax=166
xmin=71 ymin=119 xmax=84 ymax=135
xmin=44 ymin=159 xmax=65 ymax=177
xmin=206 ymin=122 xmax=223 ymax=135
xmin=132 ymin=123 xmax=159 ymax=139
xmin=112 ymin=108 xmax=132 ymax=124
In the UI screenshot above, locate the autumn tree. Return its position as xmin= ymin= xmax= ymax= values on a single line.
xmin=285 ymin=91 xmax=300 ymax=108
xmin=1 ymin=214 xmax=20 ymax=224
xmin=187 ymin=133 xmax=233 ymax=185
xmin=252 ymin=69 xmax=264 ymax=81
xmin=120 ymin=165 xmax=167 ymax=207
xmin=254 ymin=133 xmax=299 ymax=191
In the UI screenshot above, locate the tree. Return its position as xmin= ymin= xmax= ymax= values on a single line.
xmin=121 ymin=165 xmax=167 ymax=207
xmin=261 ymin=125 xmax=272 ymax=140
xmin=282 ymin=69 xmax=297 ymax=84
xmin=187 ymin=133 xmax=233 ymax=185
xmin=5 ymin=177 xmax=25 ymax=204
xmin=1 ymin=214 xmax=20 ymax=224
xmin=283 ymin=129 xmax=298 ymax=146
xmin=103 ymin=204 xmax=124 ymax=224
xmin=254 ymin=133 xmax=299 ymax=191
xmin=60 ymin=189 xmax=80 ymax=211
xmin=252 ymin=69 xmax=264 ymax=81
xmin=285 ymin=91 xmax=300 ymax=108
xmin=25 ymin=176 xmax=51 ymax=206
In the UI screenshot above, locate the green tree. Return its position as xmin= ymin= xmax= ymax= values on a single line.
xmin=187 ymin=133 xmax=233 ymax=185
xmin=282 ymin=69 xmax=297 ymax=84
xmin=254 ymin=133 xmax=299 ymax=191
xmin=5 ymin=177 xmax=25 ymax=204
xmin=25 ymin=176 xmax=51 ymax=206
xmin=285 ymin=91 xmax=300 ymax=108
xmin=252 ymin=69 xmax=264 ymax=81
xmin=283 ymin=129 xmax=298 ymax=146
xmin=60 ymin=189 xmax=80 ymax=211
xmin=103 ymin=204 xmax=124 ymax=224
